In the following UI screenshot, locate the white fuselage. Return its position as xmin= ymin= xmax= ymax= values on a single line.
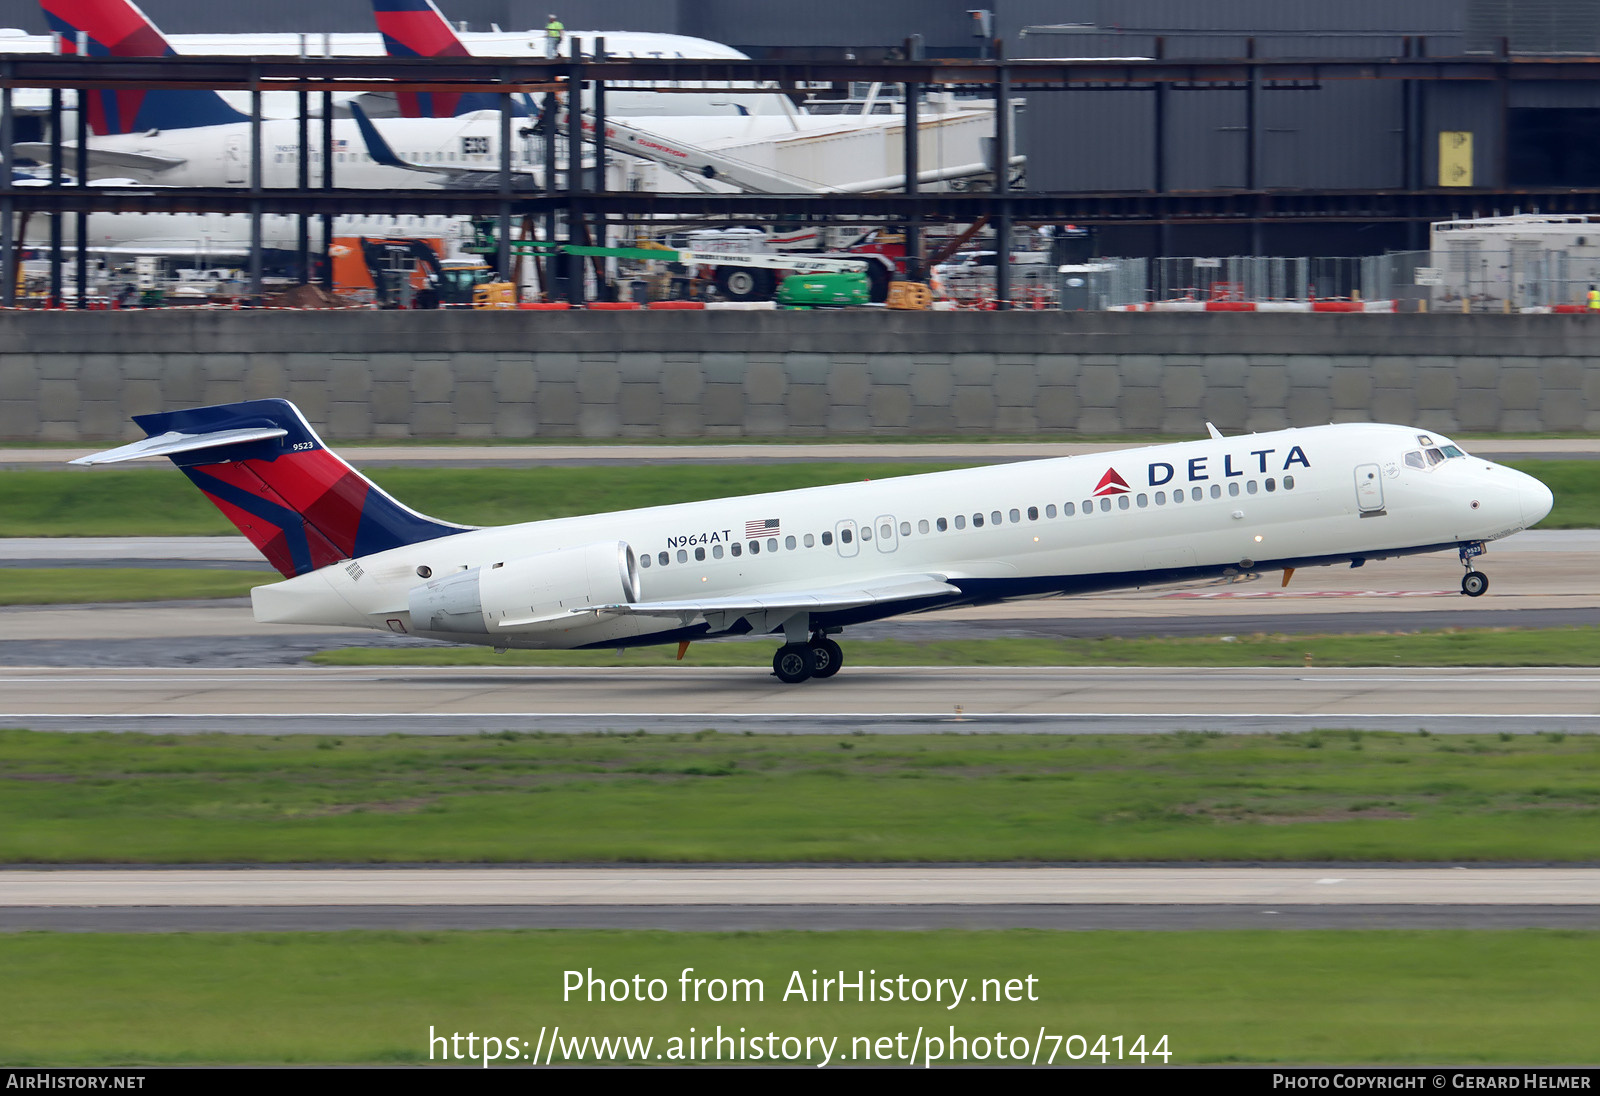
xmin=0 ymin=28 xmax=752 ymax=118
xmin=251 ymin=423 xmax=1555 ymax=650
xmin=21 ymin=208 xmax=471 ymax=258
xmin=67 ymin=107 xmax=984 ymax=193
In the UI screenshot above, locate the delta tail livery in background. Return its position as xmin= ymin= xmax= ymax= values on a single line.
xmin=73 ymin=401 xmax=1553 ymax=683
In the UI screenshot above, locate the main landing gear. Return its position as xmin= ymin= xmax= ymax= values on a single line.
xmin=1459 ymin=542 xmax=1489 ymax=598
xmin=771 ymin=633 xmax=845 ymax=684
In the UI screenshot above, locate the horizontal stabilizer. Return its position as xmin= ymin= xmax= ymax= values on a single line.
xmin=69 ymin=427 xmax=289 ymax=466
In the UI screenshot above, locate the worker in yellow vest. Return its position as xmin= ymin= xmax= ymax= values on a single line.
xmin=544 ymin=14 xmax=564 ymax=57
xmin=1588 ymin=285 xmax=1599 ymax=311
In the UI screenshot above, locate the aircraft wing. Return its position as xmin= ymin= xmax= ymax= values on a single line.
xmin=558 ymin=573 xmax=963 ymax=631
xmin=12 ymin=144 xmax=187 ymax=179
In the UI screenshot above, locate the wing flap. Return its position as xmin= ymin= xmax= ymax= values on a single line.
xmin=581 ymin=574 xmax=962 ymax=621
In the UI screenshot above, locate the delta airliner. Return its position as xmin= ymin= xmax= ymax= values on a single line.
xmin=73 ymin=399 xmax=1554 ymax=683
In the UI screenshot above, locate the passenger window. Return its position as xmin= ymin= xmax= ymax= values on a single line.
xmin=1192 ymin=487 xmax=1203 ymax=501
xmin=677 ymin=549 xmax=688 ymax=563
xmin=1155 ymin=491 xmax=1166 ymax=505
xmin=1228 ymin=482 xmax=1240 ymax=497
xmin=1117 ymin=495 xmax=1130 ymax=510
xmin=936 ymin=518 xmax=948 ymax=532
xmin=1009 ymin=509 xmax=1020 ymax=523
xmin=1404 ymin=451 xmax=1426 ymax=469
xmin=954 ymin=515 xmax=966 ymax=530
xmin=840 ymin=528 xmax=852 ymax=544
xmin=712 ymin=544 xmax=724 ymax=559
xmin=1265 ymin=478 xmax=1276 ymax=492
xmin=973 ymin=513 xmax=984 ymax=528
xmin=658 ymin=551 xmax=668 ymax=566
xmin=900 ymin=522 xmax=910 ymax=536
xmin=1062 ymin=502 xmax=1074 ymax=516
xmin=1284 ymin=475 xmax=1295 ymax=489
xmin=1137 ymin=493 xmax=1148 ymax=508
xmin=1210 ymin=485 xmax=1222 ymax=498
xmin=1046 ymin=504 xmax=1057 ymax=518
xmin=821 ymin=531 xmax=833 ymax=546
xmin=767 ymin=538 xmax=778 ymax=552
xmin=918 ymin=520 xmax=930 ymax=534
xmin=640 ymin=554 xmax=652 ymax=568
xmin=989 ymin=511 xmax=1000 ymax=526
xmin=1099 ymin=498 xmax=1111 ymax=512
xmin=731 ymin=542 xmax=742 ymax=557
xmin=1246 ymin=481 xmax=1258 ymax=495
xmin=1027 ymin=506 xmax=1038 ymax=521
xmin=1172 ymin=489 xmax=1182 ymax=504
xmin=749 ymin=541 xmax=760 ymax=554
xmin=694 ymin=547 xmax=705 ymax=561
xmin=804 ymin=533 xmax=815 ymax=547
xmin=785 ymin=535 xmax=796 ymax=550
xmin=861 ymin=527 xmax=872 ymax=541
xmin=1083 ymin=500 xmax=1094 ymax=514
xmin=882 ymin=523 xmax=894 ymax=539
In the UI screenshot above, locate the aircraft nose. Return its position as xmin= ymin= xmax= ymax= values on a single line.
xmin=1519 ymin=473 xmax=1555 ymax=528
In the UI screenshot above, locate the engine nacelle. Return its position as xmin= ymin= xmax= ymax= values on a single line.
xmin=407 ymin=540 xmax=639 ymax=635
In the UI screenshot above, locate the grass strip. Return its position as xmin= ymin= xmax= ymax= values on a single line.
xmin=4 ymin=459 xmax=1593 ymax=536
xmin=1 ymin=929 xmax=1596 ymax=1065
xmin=0 ymin=568 xmax=262 ymax=606
xmin=313 ymin=626 xmax=1600 ymax=668
xmin=2 ymin=728 xmax=1597 ymax=863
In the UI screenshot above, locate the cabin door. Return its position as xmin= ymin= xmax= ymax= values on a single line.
xmin=225 ymin=135 xmax=247 ymax=185
xmin=1354 ymin=463 xmax=1386 ymax=514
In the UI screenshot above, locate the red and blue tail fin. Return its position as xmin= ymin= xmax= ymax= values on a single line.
xmin=41 ymin=0 xmax=248 ymax=133
xmin=370 ymin=0 xmax=510 ymax=118
xmin=73 ymin=400 xmax=468 ymax=578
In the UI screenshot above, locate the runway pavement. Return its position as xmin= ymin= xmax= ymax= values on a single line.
xmin=4 ymin=665 xmax=1598 ymax=734
xmin=3 ymin=867 xmax=1596 ymax=931
xmin=2 ymin=531 xmax=1595 ymax=668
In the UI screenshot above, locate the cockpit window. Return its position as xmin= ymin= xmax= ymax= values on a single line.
xmin=1426 ymin=448 xmax=1445 ymax=465
xmin=1442 ymin=445 xmax=1465 ymax=458
xmin=1404 ymin=451 xmax=1426 ymax=469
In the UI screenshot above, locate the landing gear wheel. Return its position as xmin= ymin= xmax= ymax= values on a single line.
xmin=772 ymin=643 xmax=816 ymax=683
xmin=809 ymin=638 xmax=844 ymax=679
xmin=1461 ymin=571 xmax=1489 ymax=597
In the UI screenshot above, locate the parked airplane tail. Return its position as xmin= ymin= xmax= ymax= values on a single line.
xmin=40 ymin=0 xmax=250 ymax=133
xmin=71 ymin=399 xmax=467 ymax=578
xmin=369 ymin=0 xmax=517 ymax=118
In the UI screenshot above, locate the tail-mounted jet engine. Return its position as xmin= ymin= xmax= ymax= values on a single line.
xmin=408 ymin=541 xmax=639 ymax=634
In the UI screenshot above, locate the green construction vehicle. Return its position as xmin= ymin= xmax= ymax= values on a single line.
xmin=775 ymin=271 xmax=870 ymax=308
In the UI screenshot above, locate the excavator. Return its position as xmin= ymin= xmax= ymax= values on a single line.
xmin=357 ymin=237 xmax=509 ymax=308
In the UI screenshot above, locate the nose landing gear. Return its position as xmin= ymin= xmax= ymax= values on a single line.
xmin=1459 ymin=542 xmax=1489 ymax=597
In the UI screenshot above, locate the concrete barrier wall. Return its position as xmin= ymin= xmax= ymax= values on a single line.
xmin=2 ymin=310 xmax=1598 ymax=441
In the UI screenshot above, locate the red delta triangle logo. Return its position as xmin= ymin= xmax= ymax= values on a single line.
xmin=1093 ymin=468 xmax=1131 ymax=496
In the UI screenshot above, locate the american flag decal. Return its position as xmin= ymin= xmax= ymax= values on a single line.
xmin=745 ymin=518 xmax=781 ymax=538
